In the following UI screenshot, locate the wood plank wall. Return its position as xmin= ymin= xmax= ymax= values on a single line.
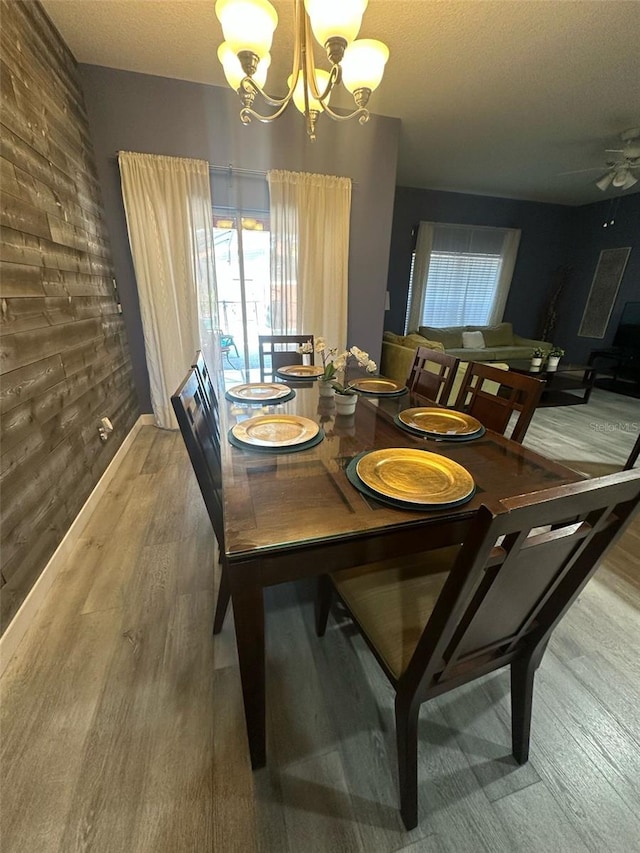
xmin=0 ymin=0 xmax=139 ymax=633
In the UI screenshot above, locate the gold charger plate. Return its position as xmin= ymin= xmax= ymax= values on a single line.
xmin=277 ymin=365 xmax=325 ymax=378
xmin=398 ymin=408 xmax=483 ymax=436
xmin=232 ymin=414 xmax=319 ymax=447
xmin=227 ymin=382 xmax=291 ymax=402
xmin=348 ymin=377 xmax=406 ymax=394
xmin=356 ymin=448 xmax=474 ymax=505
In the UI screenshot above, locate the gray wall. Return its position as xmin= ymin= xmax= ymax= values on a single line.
xmin=78 ymin=65 xmax=400 ymax=410
xmin=557 ymin=192 xmax=640 ymax=363
xmin=1 ymin=2 xmax=138 ymax=631
xmin=386 ymin=186 xmax=573 ymax=341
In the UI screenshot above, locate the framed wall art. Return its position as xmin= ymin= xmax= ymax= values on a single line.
xmin=578 ymin=247 xmax=631 ymax=338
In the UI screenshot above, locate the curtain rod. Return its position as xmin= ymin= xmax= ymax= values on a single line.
xmin=209 ymin=164 xmax=267 ymax=178
xmin=113 ymin=155 xmax=354 ymax=183
xmin=113 ymin=153 xmax=266 ymax=178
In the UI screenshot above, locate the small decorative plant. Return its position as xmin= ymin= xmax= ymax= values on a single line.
xmin=299 ymin=337 xmax=377 ymax=394
xmin=532 ymin=347 xmax=545 ymax=359
xmin=548 ymin=346 xmax=565 ymax=358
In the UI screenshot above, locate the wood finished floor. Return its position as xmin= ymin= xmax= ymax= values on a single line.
xmin=1 ymin=389 xmax=639 ymax=853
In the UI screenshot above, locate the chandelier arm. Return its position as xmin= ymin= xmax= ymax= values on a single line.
xmin=240 ymin=100 xmax=294 ymax=124
xmin=302 ymin=12 xmax=338 ymax=104
xmin=319 ymin=103 xmax=371 ymax=125
xmin=299 ymin=2 xmax=314 ymax=137
xmin=241 ymin=76 xmax=293 ymax=109
xmin=309 ymin=63 xmax=341 ymax=104
xmin=238 ymin=0 xmax=304 ymax=111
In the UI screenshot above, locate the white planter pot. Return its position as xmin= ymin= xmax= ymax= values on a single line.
xmin=530 ymin=357 xmax=542 ymax=369
xmin=547 ymin=356 xmax=561 ymax=372
xmin=334 ymin=394 xmax=358 ymax=415
xmin=318 ymin=380 xmax=335 ymax=398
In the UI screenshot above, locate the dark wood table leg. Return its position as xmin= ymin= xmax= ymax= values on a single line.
xmin=229 ymin=566 xmax=266 ymax=769
xmin=582 ymin=366 xmax=596 ymax=403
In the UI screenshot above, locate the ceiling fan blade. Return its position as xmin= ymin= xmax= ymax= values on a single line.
xmin=558 ymin=167 xmax=607 ymax=176
xmin=605 ymin=148 xmax=624 ymax=153
xmin=596 ymin=172 xmax=614 ymax=191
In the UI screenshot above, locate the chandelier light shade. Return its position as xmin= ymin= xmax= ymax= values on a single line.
xmin=341 ymin=39 xmax=389 ymax=95
xmin=304 ymin=0 xmax=368 ymax=50
xmin=215 ymin=0 xmax=278 ymax=58
xmin=214 ymin=0 xmax=389 ymax=140
xmin=289 ymin=68 xmax=331 ymax=114
xmin=218 ymin=42 xmax=271 ymax=90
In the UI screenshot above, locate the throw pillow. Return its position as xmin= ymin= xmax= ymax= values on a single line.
xmin=418 ymin=326 xmax=463 ymax=348
xmin=383 ymin=331 xmax=401 ymax=343
xmin=462 ymin=331 xmax=486 ymax=349
xmin=481 ymin=323 xmax=514 ymax=347
xmin=401 ymin=334 xmax=445 ymax=352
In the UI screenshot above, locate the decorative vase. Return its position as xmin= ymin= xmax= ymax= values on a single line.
xmin=547 ymin=356 xmax=560 ymax=372
xmin=318 ymin=380 xmax=335 ymax=398
xmin=530 ymin=357 xmax=542 ymax=370
xmin=335 ymin=394 xmax=358 ymax=415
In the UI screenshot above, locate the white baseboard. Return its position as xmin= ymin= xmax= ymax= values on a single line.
xmin=0 ymin=413 xmax=156 ymax=677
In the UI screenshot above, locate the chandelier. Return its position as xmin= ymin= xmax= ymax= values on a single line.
xmin=215 ymin=0 xmax=389 ymax=141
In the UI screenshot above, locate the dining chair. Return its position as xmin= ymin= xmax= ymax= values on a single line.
xmin=453 ymin=361 xmax=543 ymax=443
xmin=407 ymin=346 xmax=460 ymax=404
xmin=316 ymin=469 xmax=640 ymax=829
xmin=171 ymin=369 xmax=230 ymax=634
xmin=192 ymin=350 xmax=218 ymax=428
xmin=258 ymin=334 xmax=315 ymax=382
xmin=624 ymin=432 xmax=640 ymax=470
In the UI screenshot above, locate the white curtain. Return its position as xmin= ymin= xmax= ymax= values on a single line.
xmin=267 ymin=170 xmax=351 ymax=352
xmin=119 ymin=152 xmax=218 ymax=428
xmin=407 ymin=221 xmax=521 ymax=331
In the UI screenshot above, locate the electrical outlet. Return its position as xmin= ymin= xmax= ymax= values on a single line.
xmin=98 ymin=416 xmax=114 ymax=442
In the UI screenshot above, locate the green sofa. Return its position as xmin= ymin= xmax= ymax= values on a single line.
xmin=380 ymin=331 xmax=509 ymax=405
xmin=415 ymin=322 xmax=550 ymax=362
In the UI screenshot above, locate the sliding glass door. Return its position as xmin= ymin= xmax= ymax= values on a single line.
xmin=213 ymin=210 xmax=271 ymax=380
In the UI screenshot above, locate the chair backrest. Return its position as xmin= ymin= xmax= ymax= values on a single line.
xmin=453 ymin=361 xmax=543 ymax=442
xmin=402 ymin=469 xmax=640 ymax=699
xmin=192 ymin=350 xmax=218 ymax=428
xmin=258 ymin=334 xmax=314 ymax=382
xmin=171 ymin=369 xmax=224 ymax=550
xmin=407 ymin=347 xmax=460 ymax=404
xmin=624 ymin=432 xmax=640 ymax=470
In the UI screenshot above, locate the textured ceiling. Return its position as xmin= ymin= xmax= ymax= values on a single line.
xmin=42 ymin=0 xmax=640 ymax=206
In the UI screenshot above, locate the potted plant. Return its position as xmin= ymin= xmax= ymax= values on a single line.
xmin=546 ymin=346 xmax=564 ymax=372
xmin=530 ymin=347 xmax=545 ymax=369
xmin=298 ymin=338 xmax=377 ymax=409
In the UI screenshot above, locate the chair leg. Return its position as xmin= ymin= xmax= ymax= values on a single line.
xmin=510 ymin=656 xmax=538 ymax=764
xmin=213 ymin=568 xmax=231 ymax=635
xmin=395 ymin=693 xmax=420 ymax=831
xmin=315 ymin=575 xmax=333 ymax=637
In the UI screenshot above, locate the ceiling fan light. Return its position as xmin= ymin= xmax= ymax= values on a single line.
xmin=287 ymin=69 xmax=331 ymax=115
xmin=622 ymin=171 xmax=638 ymax=190
xmin=612 ymin=168 xmax=630 ymax=188
xmin=215 ymin=0 xmax=278 ymax=59
xmin=304 ymin=0 xmax=368 ymax=49
xmin=595 ymin=172 xmax=614 ymax=191
xmin=341 ymin=38 xmax=389 ymax=94
xmin=218 ymin=42 xmax=270 ymax=89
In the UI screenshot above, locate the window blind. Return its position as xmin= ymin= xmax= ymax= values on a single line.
xmin=405 ymin=222 xmax=521 ymax=331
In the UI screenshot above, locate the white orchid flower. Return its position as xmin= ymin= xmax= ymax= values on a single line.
xmin=297 ymin=340 xmax=314 ymax=354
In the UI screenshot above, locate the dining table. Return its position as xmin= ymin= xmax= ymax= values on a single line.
xmin=219 ymin=379 xmax=583 ymax=769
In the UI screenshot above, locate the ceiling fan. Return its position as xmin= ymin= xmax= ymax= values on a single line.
xmin=561 ymin=127 xmax=640 ymax=191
